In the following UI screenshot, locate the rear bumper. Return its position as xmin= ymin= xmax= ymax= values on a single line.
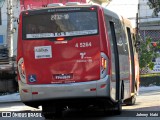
xmin=18 ymin=75 xmax=110 ymax=102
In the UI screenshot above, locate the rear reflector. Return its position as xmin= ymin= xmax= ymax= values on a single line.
xmin=100 ymin=84 xmax=106 ymax=88
xmin=22 ymin=89 xmax=28 ymax=93
xmin=25 ymin=12 xmax=29 ymax=15
xmin=90 ymin=88 xmax=96 ymax=91
xmin=90 ymin=7 xmax=95 ymax=11
xmin=32 ymin=92 xmax=38 ymax=95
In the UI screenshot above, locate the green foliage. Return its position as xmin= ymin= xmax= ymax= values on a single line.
xmin=139 ymin=37 xmax=160 ymax=70
xmin=140 ymin=73 xmax=160 ymax=77
xmin=147 ymin=0 xmax=160 ymax=16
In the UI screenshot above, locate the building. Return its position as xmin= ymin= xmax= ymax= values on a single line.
xmin=0 ymin=0 xmax=20 ymax=56
xmin=139 ymin=0 xmax=160 ymax=42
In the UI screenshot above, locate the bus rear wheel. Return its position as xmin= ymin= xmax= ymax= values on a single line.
xmin=104 ymin=101 xmax=122 ymax=115
xmin=113 ymin=101 xmax=122 ymax=115
xmin=43 ymin=113 xmax=54 ymax=119
xmin=42 ymin=105 xmax=52 ymax=119
xmin=42 ymin=105 xmax=63 ymax=119
xmin=112 ymin=81 xmax=123 ymax=115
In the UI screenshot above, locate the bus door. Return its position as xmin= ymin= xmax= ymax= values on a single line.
xmin=126 ymin=27 xmax=135 ymax=94
xmin=20 ymin=7 xmax=101 ymax=85
xmin=109 ymin=21 xmax=120 ymax=101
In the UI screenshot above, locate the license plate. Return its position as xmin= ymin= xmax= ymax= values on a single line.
xmin=53 ymin=73 xmax=73 ymax=80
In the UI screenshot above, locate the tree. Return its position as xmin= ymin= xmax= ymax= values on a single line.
xmin=147 ymin=0 xmax=160 ymax=16
xmin=139 ymin=37 xmax=160 ymax=70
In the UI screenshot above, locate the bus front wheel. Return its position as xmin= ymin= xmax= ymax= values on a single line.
xmin=124 ymin=87 xmax=137 ymax=105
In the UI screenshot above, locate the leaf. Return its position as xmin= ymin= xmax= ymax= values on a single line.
xmin=139 ymin=37 xmax=160 ymax=70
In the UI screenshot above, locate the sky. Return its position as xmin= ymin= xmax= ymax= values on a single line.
xmin=107 ymin=0 xmax=139 ymax=27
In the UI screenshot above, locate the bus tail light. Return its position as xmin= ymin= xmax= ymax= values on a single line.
xmin=56 ymin=37 xmax=65 ymax=41
xmin=101 ymin=57 xmax=107 ymax=69
xmin=101 ymin=52 xmax=108 ymax=79
xmin=90 ymin=7 xmax=95 ymax=11
xmin=25 ymin=12 xmax=29 ymax=15
xmin=18 ymin=58 xmax=27 ymax=83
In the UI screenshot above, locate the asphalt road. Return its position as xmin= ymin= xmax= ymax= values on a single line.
xmin=0 ymin=88 xmax=160 ymax=120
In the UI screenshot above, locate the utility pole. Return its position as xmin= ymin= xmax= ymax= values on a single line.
xmin=6 ymin=0 xmax=14 ymax=58
xmin=136 ymin=12 xmax=139 ymax=41
xmin=136 ymin=1 xmax=140 ymax=42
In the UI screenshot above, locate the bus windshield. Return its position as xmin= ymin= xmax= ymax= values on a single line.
xmin=23 ymin=11 xmax=98 ymax=39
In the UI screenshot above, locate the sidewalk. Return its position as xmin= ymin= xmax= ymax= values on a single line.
xmin=0 ymin=93 xmax=21 ymax=103
xmin=139 ymin=86 xmax=160 ymax=92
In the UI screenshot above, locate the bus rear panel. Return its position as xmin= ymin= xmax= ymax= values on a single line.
xmin=17 ymin=6 xmax=110 ymax=102
xmin=17 ymin=4 xmax=139 ymax=117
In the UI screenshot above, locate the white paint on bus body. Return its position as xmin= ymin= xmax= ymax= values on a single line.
xmin=34 ymin=46 xmax=52 ymax=59
xmin=26 ymin=30 xmax=98 ymax=38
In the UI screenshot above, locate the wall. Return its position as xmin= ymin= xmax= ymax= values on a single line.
xmin=139 ymin=0 xmax=160 ymax=41
xmin=139 ymin=0 xmax=160 ymax=31
xmin=139 ymin=0 xmax=160 ymax=23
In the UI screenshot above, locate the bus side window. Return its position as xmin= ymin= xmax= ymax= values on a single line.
xmin=131 ymin=33 xmax=137 ymax=53
xmin=114 ymin=20 xmax=125 ymax=55
xmin=122 ymin=30 xmax=129 ymax=55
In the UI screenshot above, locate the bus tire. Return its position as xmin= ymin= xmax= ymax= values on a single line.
xmin=43 ymin=113 xmax=54 ymax=119
xmin=103 ymin=101 xmax=122 ymax=115
xmin=124 ymin=95 xmax=136 ymax=106
xmin=124 ymin=87 xmax=137 ymax=105
xmin=54 ymin=108 xmax=63 ymax=118
xmin=114 ymin=101 xmax=122 ymax=115
xmin=124 ymin=94 xmax=136 ymax=105
xmin=42 ymin=105 xmax=63 ymax=118
xmin=42 ymin=105 xmax=54 ymax=119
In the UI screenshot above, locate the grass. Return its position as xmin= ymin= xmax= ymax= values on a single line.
xmin=140 ymin=73 xmax=160 ymax=77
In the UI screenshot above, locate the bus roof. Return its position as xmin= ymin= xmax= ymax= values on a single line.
xmin=21 ymin=4 xmax=101 ymax=13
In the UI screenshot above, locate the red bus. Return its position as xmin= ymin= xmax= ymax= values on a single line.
xmin=17 ymin=3 xmax=139 ymax=118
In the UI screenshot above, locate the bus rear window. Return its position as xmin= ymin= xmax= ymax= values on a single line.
xmin=23 ymin=11 xmax=98 ymax=39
